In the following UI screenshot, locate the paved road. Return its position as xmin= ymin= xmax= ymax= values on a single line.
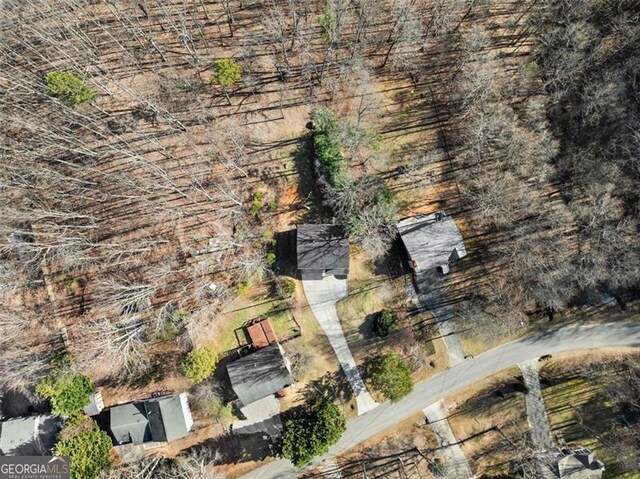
xmin=423 ymin=400 xmax=473 ymax=479
xmin=518 ymin=360 xmax=555 ymax=452
xmin=302 ymin=275 xmax=378 ymax=415
xmin=243 ymin=321 xmax=640 ymax=479
xmin=416 ymin=272 xmax=466 ymax=365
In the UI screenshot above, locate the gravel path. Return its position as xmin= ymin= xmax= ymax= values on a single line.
xmin=518 ymin=360 xmax=555 ymax=451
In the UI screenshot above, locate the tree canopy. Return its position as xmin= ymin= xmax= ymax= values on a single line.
xmin=36 ymin=372 xmax=93 ymax=418
xmin=210 ymin=58 xmax=243 ymax=88
xmin=181 ymin=347 xmax=218 ymax=384
xmin=282 ymin=398 xmax=346 ymax=468
xmin=55 ymin=423 xmax=112 ymax=479
xmin=373 ymin=309 xmax=397 ymax=337
xmin=368 ymin=351 xmax=413 ymax=402
xmin=44 ymin=71 xmax=95 ymax=107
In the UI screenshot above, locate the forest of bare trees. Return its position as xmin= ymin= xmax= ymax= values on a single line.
xmin=0 ymin=0 xmax=638 ymax=474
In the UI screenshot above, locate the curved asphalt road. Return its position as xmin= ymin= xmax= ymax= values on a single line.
xmin=244 ymin=321 xmax=640 ymax=479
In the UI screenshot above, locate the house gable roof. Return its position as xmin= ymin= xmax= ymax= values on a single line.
xmin=108 ymin=393 xmax=192 ymax=445
xmin=226 ymin=343 xmax=294 ymax=407
xmin=0 ymin=415 xmax=62 ymax=456
xmin=297 ymin=224 xmax=349 ymax=271
xmin=397 ymin=212 xmax=466 ymax=272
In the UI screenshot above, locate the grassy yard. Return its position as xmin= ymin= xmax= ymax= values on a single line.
xmin=336 ymin=250 xmax=448 ymax=396
xmin=446 ymin=367 xmax=528 ymax=477
xmin=335 ymin=412 xmax=440 ymax=479
xmin=540 ymin=352 xmax=640 ymax=479
xmin=212 ymin=282 xmax=299 ymax=355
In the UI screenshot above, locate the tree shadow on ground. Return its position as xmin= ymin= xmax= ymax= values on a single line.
xmin=186 ymin=429 xmax=278 ymax=466
xmin=357 ymin=312 xmax=378 ymax=340
xmin=275 ymin=229 xmax=297 ymax=277
xmin=0 ymin=389 xmax=49 ymax=417
xmin=374 ymin=237 xmax=409 ymax=280
xmin=302 ymin=369 xmax=353 ymax=406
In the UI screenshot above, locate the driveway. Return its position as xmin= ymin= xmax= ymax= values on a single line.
xmin=302 ymin=275 xmax=378 ymax=415
xmin=424 ymin=400 xmax=473 ymax=479
xmin=243 ymin=321 xmax=640 ymax=479
xmin=518 ymin=360 xmax=555 ymax=451
xmin=416 ymin=272 xmax=466 ymax=365
xmin=232 ymin=396 xmax=282 ymax=437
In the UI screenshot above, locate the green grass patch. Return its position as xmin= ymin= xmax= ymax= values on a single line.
xmin=542 ymin=373 xmax=636 ymax=478
xmin=213 ymin=285 xmax=298 ymax=355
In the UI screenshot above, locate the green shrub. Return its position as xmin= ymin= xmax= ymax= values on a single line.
xmin=181 ymin=347 xmax=218 ymax=384
xmin=282 ymin=398 xmax=346 ymax=468
xmin=317 ymin=6 xmax=337 ymax=42
xmin=281 ymin=277 xmax=296 ymax=297
xmin=266 ymin=252 xmax=277 ymax=266
xmin=236 ymin=280 xmax=250 ymax=296
xmin=521 ymin=60 xmax=539 ymax=75
xmin=45 ymin=71 xmax=95 ymax=107
xmin=36 ymin=373 xmax=93 ymax=419
xmin=172 ymin=310 xmax=188 ymax=321
xmin=312 ymin=109 xmax=346 ymax=188
xmin=373 ymin=309 xmax=397 ymax=337
xmin=368 ymin=351 xmax=413 ymax=402
xmin=55 ymin=424 xmax=112 ymax=479
xmin=205 ymin=397 xmax=234 ymax=423
xmin=250 ymin=191 xmax=266 ymax=217
xmin=210 ymin=58 xmax=243 ymax=88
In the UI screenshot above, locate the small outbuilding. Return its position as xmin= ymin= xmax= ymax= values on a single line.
xmin=226 ymin=343 xmax=294 ymax=408
xmin=107 ymin=393 xmax=193 ymax=447
xmin=0 ymin=415 xmax=62 ymax=456
xmin=296 ymin=224 xmax=349 ymax=280
xmin=246 ymin=318 xmax=278 ymax=349
xmin=397 ymin=211 xmax=466 ymax=276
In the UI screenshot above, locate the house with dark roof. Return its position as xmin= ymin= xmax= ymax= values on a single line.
xmin=0 ymin=415 xmax=62 ymax=456
xmin=540 ymin=447 xmax=605 ymax=479
xmin=397 ymin=211 xmax=466 ymax=283
xmin=106 ymin=393 xmax=193 ymax=447
xmin=226 ymin=343 xmax=294 ymax=408
xmin=296 ymin=224 xmax=349 ymax=280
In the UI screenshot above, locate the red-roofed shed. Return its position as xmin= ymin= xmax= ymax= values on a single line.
xmin=246 ymin=319 xmax=278 ymax=349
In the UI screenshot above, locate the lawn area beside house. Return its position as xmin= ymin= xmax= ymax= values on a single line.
xmin=336 ymin=250 xmax=448 ymax=392
xmin=213 ymin=282 xmax=299 ymax=355
xmin=540 ymin=350 xmax=640 ymax=479
xmin=445 ymin=367 xmax=528 ymax=477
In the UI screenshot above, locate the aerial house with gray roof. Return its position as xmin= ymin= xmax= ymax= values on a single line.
xmin=397 ymin=211 xmax=466 ymax=283
xmin=540 ymin=446 xmax=605 ymax=479
xmin=106 ymin=393 xmax=193 ymax=448
xmin=226 ymin=343 xmax=294 ymax=408
xmin=297 ymin=224 xmax=349 ymax=280
xmin=0 ymin=415 xmax=62 ymax=456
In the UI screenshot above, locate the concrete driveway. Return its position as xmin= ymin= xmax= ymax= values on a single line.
xmin=242 ymin=321 xmax=640 ymax=479
xmin=232 ymin=396 xmax=282 ymax=437
xmin=302 ymin=274 xmax=378 ymax=416
xmin=424 ymin=400 xmax=473 ymax=479
xmin=416 ymin=272 xmax=466 ymax=366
